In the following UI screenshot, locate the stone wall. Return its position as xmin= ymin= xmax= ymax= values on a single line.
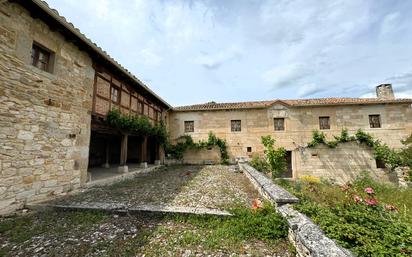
xmin=294 ymin=142 xmax=397 ymax=184
xmin=169 ymin=102 xmax=412 ymax=179
xmin=182 ymin=146 xmax=221 ymax=165
xmin=0 ymin=2 xmax=94 ymax=214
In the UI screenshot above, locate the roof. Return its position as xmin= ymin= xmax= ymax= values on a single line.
xmin=174 ymin=98 xmax=412 ymax=111
xmin=16 ymin=0 xmax=171 ymax=109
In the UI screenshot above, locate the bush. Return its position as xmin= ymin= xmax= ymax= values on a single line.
xmin=250 ymin=155 xmax=270 ymax=173
xmin=279 ymin=175 xmax=412 ymax=256
xmin=166 ymin=132 xmax=229 ymax=164
xmin=261 ymin=136 xmax=287 ymax=177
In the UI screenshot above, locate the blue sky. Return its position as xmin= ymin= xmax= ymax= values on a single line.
xmin=45 ymin=0 xmax=412 ymax=106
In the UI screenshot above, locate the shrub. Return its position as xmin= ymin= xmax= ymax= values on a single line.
xmin=307 ymin=130 xmax=326 ymax=147
xmin=250 ymin=155 xmax=270 ymax=173
xmin=299 ymin=175 xmax=321 ymax=184
xmin=261 ymin=136 xmax=287 ymax=177
xmin=166 ymin=132 xmax=229 ymax=164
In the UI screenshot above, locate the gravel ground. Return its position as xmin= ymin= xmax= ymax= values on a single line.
xmin=54 ymin=165 xmax=259 ymax=210
xmin=0 ymin=165 xmax=295 ymax=256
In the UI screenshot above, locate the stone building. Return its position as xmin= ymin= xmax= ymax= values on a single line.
xmin=0 ymin=0 xmax=170 ymax=213
xmin=169 ymin=84 xmax=412 ymax=183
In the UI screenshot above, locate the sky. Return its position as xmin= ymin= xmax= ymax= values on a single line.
xmin=45 ymin=0 xmax=412 ymax=106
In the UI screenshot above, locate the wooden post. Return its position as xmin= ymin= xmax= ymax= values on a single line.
xmin=102 ymin=139 xmax=110 ymax=168
xmin=120 ymin=134 xmax=128 ymax=166
xmin=118 ymin=134 xmax=129 ymax=173
xmin=141 ymin=136 xmax=148 ymax=163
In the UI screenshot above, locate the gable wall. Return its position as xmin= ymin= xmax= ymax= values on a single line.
xmin=0 ymin=2 xmax=94 ymax=213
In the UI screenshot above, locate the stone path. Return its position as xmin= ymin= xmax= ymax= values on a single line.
xmin=48 ymin=165 xmax=259 ymax=212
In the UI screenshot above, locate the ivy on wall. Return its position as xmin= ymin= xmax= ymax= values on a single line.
xmin=307 ymin=128 xmax=408 ymax=170
xmin=165 ymin=132 xmax=229 ymax=164
xmin=105 ymin=109 xmax=167 ymax=145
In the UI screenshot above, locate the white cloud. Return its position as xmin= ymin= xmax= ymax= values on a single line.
xmin=195 ymin=45 xmax=242 ymax=69
xmin=262 ymin=63 xmax=310 ymax=89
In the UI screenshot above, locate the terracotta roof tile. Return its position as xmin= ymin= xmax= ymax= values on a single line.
xmin=174 ymin=98 xmax=412 ymax=111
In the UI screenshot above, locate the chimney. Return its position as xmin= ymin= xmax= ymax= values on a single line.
xmin=376 ymin=84 xmax=394 ymax=99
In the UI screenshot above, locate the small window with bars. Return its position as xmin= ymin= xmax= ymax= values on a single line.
xmin=231 ymin=120 xmax=241 ymax=132
xmin=319 ymin=116 xmax=330 ymax=130
xmin=369 ymin=115 xmax=381 ymax=128
xmin=184 ymin=121 xmax=194 ymax=132
xmin=111 ymin=87 xmax=119 ymax=103
xmin=274 ymin=118 xmax=285 ymax=131
xmin=31 ymin=43 xmax=52 ymax=72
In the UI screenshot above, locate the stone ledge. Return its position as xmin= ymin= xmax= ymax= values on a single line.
xmin=278 ymin=204 xmax=353 ymax=257
xmin=27 ymin=202 xmax=232 ymax=217
xmin=239 ymin=163 xmax=299 ymax=204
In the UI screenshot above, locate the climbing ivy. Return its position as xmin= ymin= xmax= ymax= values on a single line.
xmin=166 ymin=132 xmax=229 ymax=164
xmin=105 ymin=109 xmax=167 ymax=145
xmin=307 ymin=128 xmax=408 ymax=170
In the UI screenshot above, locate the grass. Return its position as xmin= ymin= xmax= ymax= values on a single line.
xmin=277 ymin=173 xmax=412 ymax=256
xmin=0 ymin=204 xmax=294 ymax=257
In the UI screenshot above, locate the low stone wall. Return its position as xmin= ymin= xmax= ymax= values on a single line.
xmin=182 ymin=147 xmax=221 ymax=165
xmin=295 ymin=142 xmax=397 ymax=184
xmin=239 ymin=163 xmax=353 ymax=257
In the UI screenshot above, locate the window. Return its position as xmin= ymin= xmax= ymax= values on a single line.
xmin=184 ymin=121 xmax=194 ymax=132
xmin=110 ymin=87 xmax=119 ymax=103
xmin=138 ymin=101 xmax=144 ymax=114
xmin=31 ymin=43 xmax=51 ymax=72
xmin=274 ymin=118 xmax=285 ymax=131
xmin=231 ymin=120 xmax=241 ymax=132
xmin=247 ymin=147 xmax=252 ymax=153
xmin=369 ymin=115 xmax=381 ymax=128
xmin=319 ymin=116 xmax=330 ymax=130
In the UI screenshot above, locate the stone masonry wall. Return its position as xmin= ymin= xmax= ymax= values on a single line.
xmin=295 ymin=142 xmax=397 ymax=184
xmin=182 ymin=147 xmax=221 ymax=165
xmin=0 ymin=3 xmax=94 ymax=214
xmin=169 ymin=103 xmax=412 ymax=178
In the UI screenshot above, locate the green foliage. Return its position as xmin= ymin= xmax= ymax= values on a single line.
xmin=307 ymin=128 xmax=410 ymax=170
xmin=261 ymin=135 xmax=287 ymax=177
xmin=172 ymin=203 xmax=288 ymax=242
xmin=166 ymin=132 xmax=229 ymax=164
xmin=278 ymin=175 xmax=412 ymax=256
xmin=106 ymin=109 xmax=167 ymax=144
xmin=250 ymin=155 xmax=270 ymax=173
xmin=307 ymin=130 xmax=327 ymax=147
xmin=400 ymin=134 xmax=412 ymax=181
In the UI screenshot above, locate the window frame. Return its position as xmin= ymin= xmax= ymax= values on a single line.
xmin=184 ymin=120 xmax=194 ymax=133
xmin=231 ymin=120 xmax=241 ymax=132
xmin=369 ymin=114 xmax=381 ymax=128
xmin=274 ymin=118 xmax=285 ymax=131
xmin=31 ymin=42 xmax=52 ymax=73
xmin=319 ymin=116 xmax=330 ymax=130
xmin=110 ymin=86 xmax=120 ymax=104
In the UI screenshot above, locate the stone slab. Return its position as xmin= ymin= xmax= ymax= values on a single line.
xmin=28 ymin=202 xmax=232 ymax=216
xmin=278 ymin=204 xmax=353 ymax=257
xmin=239 ymin=163 xmax=299 ymax=204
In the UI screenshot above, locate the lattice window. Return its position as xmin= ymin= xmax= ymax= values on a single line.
xmin=274 ymin=118 xmax=285 ymax=131
xmin=231 ymin=120 xmax=241 ymax=132
xmin=369 ymin=115 xmax=381 ymax=128
xmin=319 ymin=116 xmax=330 ymax=130
xmin=184 ymin=121 xmax=194 ymax=132
xmin=31 ymin=43 xmax=51 ymax=72
xmin=111 ymin=87 xmax=119 ymax=103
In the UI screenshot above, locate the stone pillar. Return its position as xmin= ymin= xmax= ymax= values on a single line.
xmin=118 ymin=134 xmax=128 ymax=173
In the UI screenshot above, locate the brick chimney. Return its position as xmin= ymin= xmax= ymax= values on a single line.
xmin=376 ymin=84 xmax=394 ymax=99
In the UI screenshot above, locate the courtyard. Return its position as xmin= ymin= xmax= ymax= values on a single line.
xmin=0 ymin=165 xmax=295 ymax=257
